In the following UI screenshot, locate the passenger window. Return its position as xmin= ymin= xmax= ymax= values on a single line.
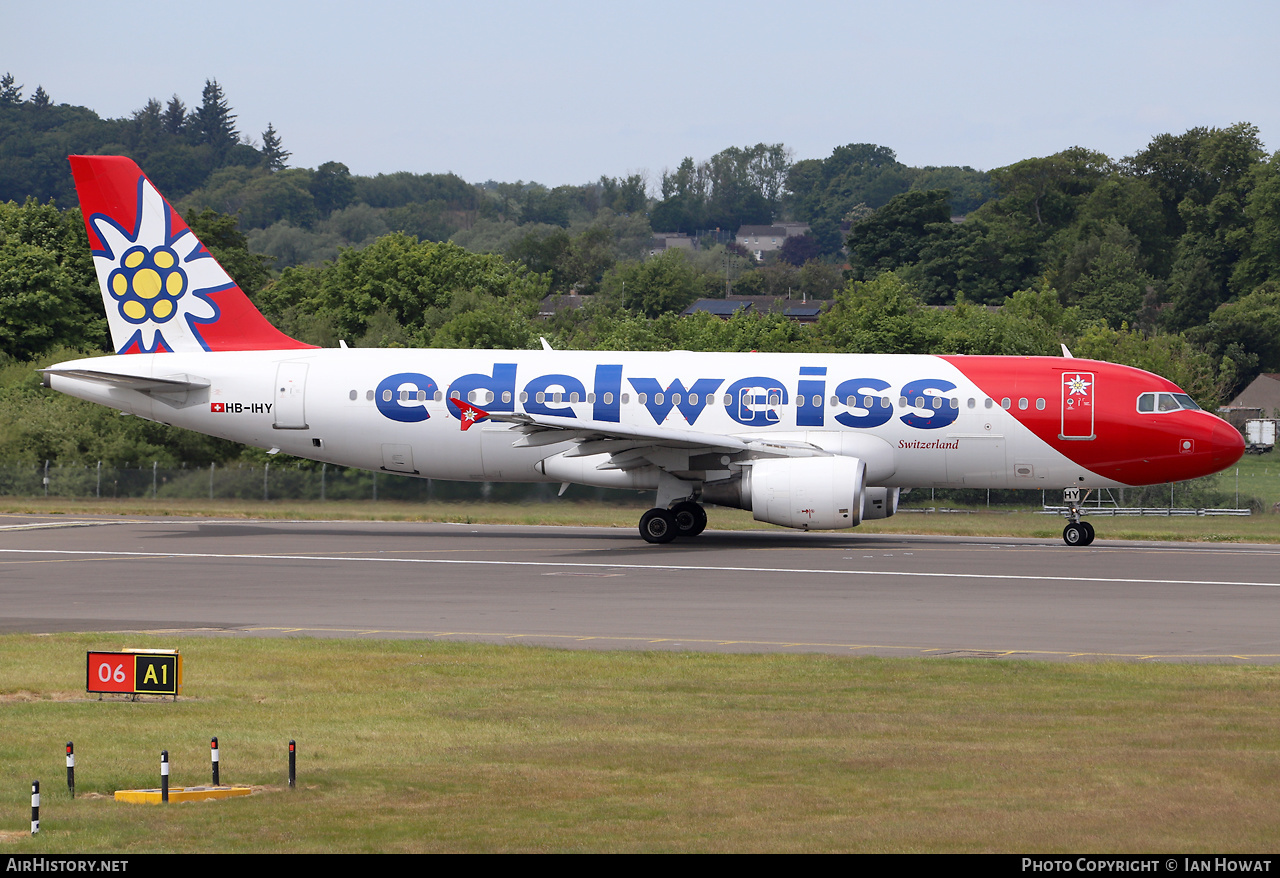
xmin=502 ymin=391 xmax=512 ymax=403
xmin=349 ymin=390 xmax=357 ymax=401
xmin=1018 ymin=398 xmax=1028 ymax=410
xmin=382 ymin=389 xmax=393 ymax=402
xmin=1036 ymin=398 xmax=1045 ymax=410
xmin=604 ymin=392 xmax=613 ymax=404
xmin=984 ymin=398 xmax=993 ymax=409
xmin=366 ymin=390 xmax=374 ymax=401
xmin=768 ymin=394 xmax=780 ymax=406
xmin=569 ymin=392 xmax=579 ymax=403
xmin=1001 ymin=398 xmax=1011 ymax=409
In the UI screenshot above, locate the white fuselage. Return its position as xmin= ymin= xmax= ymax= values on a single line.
xmin=46 ymin=348 xmax=1118 ymax=491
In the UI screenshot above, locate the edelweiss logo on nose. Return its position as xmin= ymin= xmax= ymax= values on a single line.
xmin=89 ymin=175 xmax=228 ymax=353
xmin=109 ymin=245 xmax=188 ymax=323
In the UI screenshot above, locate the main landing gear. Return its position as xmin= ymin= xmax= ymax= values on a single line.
xmin=639 ymin=500 xmax=708 ymax=544
xmin=1061 ymin=487 xmax=1096 ymax=546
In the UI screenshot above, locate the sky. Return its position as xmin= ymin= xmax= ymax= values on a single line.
xmin=6 ymin=1 xmax=1279 ymax=189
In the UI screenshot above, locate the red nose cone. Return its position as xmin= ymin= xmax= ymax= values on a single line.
xmin=1211 ymin=417 xmax=1246 ymax=470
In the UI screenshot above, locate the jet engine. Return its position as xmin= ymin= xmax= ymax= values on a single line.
xmin=705 ymin=456 xmax=867 ymax=530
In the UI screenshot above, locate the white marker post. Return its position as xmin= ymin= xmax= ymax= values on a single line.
xmin=31 ymin=780 xmax=39 ymax=835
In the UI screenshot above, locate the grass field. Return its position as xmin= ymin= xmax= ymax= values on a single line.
xmin=3 ymin=635 xmax=1280 ymax=853
xmin=2 ymin=470 xmax=1278 ymax=852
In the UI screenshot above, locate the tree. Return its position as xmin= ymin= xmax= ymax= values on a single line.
xmin=0 ymin=199 xmax=106 ymax=359
xmin=778 ymin=232 xmax=820 ymax=266
xmin=258 ymin=235 xmax=548 ymax=346
xmin=987 ymin=147 xmax=1113 ymax=231
xmin=193 ymin=79 xmax=238 ymax=152
xmin=0 ymin=72 xmax=22 ymax=105
xmin=845 ymin=190 xmax=952 ymax=281
xmin=261 ymin=123 xmax=290 ymax=172
xmin=310 ymin=161 xmax=355 ymax=216
xmin=162 ymin=95 xmax=187 ymax=136
xmin=604 ymin=250 xmax=704 ymax=318
xmin=784 ymin=143 xmax=915 ymax=256
xmin=29 ymin=85 xmax=50 ymax=108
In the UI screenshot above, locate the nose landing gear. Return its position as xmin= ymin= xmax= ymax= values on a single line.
xmin=1061 ymin=488 xmax=1096 ymax=546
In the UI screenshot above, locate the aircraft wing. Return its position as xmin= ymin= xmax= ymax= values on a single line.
xmin=450 ymin=400 xmax=832 ymax=473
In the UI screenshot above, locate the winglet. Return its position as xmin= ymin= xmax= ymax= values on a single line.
xmin=448 ymin=397 xmax=490 ymax=431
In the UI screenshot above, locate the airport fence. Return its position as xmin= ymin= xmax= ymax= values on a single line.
xmin=0 ymin=461 xmax=1253 ymax=513
xmin=0 ymin=461 xmax=651 ymax=505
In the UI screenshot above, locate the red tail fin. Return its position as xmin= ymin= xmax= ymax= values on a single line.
xmin=69 ymin=155 xmax=316 ymax=354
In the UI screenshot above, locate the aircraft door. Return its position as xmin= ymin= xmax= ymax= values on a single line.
xmin=274 ymin=362 xmax=309 ymax=430
xmin=1060 ymin=371 xmax=1095 ymax=440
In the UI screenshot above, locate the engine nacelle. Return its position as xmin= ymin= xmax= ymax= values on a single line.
xmin=861 ymin=486 xmax=900 ymax=521
xmin=746 ymin=456 xmax=867 ymax=530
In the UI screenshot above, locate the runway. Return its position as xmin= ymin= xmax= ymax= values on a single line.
xmin=3 ymin=513 xmax=1280 ymax=661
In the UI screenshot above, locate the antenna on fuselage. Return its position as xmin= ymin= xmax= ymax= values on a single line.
xmin=540 ymin=337 xmax=554 ymax=352
xmin=1061 ymin=343 xmax=1074 ymax=358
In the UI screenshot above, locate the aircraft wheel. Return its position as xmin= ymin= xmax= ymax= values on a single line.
xmin=1080 ymin=521 xmax=1096 ymax=546
xmin=1063 ymin=523 xmax=1088 ymax=546
xmin=640 ymin=508 xmax=678 ymax=544
xmin=670 ymin=501 xmax=707 ymax=537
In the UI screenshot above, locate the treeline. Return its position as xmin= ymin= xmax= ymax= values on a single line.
xmin=3 ymin=75 xmax=1279 ymax=471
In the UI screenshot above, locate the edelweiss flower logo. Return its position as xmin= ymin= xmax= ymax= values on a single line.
xmin=90 ymin=176 xmax=230 ymax=353
xmin=108 ymin=245 xmax=187 ymax=323
xmin=1064 ymin=374 xmax=1092 ymax=396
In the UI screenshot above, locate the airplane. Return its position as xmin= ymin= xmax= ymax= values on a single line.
xmin=42 ymin=155 xmax=1245 ymax=546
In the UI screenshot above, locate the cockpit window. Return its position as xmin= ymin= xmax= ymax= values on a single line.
xmin=1137 ymin=392 xmax=1201 ymax=413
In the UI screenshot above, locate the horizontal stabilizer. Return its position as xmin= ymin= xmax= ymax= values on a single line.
xmin=41 ymin=368 xmax=210 ymax=393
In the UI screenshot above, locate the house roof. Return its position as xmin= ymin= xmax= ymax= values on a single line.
xmin=1229 ymin=374 xmax=1280 ymax=416
xmin=684 ymin=299 xmax=752 ymax=317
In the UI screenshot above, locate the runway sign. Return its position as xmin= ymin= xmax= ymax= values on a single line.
xmin=87 ymin=650 xmax=182 ymax=696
